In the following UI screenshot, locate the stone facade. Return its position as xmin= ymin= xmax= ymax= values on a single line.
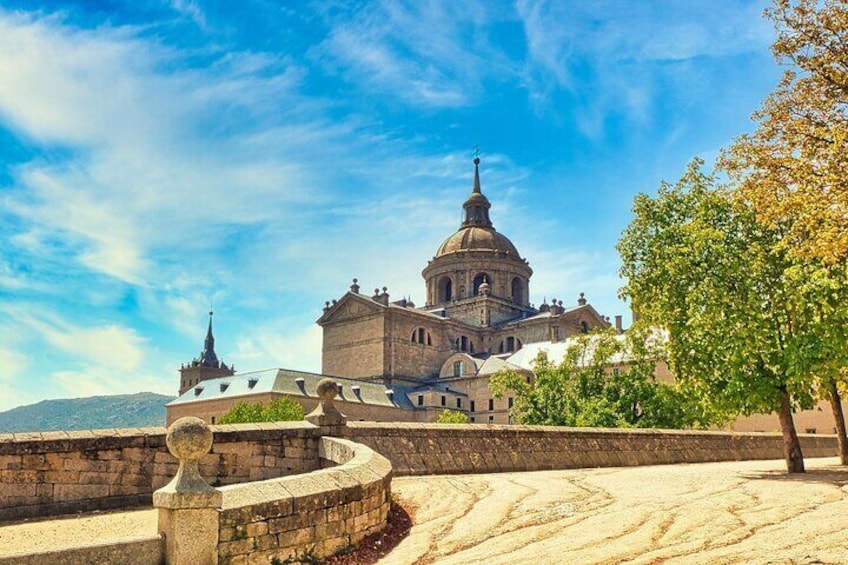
xmin=316 ymin=158 xmax=613 ymax=420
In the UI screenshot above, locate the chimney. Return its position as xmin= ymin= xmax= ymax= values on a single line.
xmin=615 ymin=315 xmax=623 ymax=333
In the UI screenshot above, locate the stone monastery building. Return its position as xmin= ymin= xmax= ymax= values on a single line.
xmin=166 ymin=158 xmax=842 ymax=434
xmin=168 ymin=158 xmax=615 ymax=425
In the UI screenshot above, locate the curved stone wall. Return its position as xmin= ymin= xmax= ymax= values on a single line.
xmin=0 ymin=422 xmax=321 ymax=521
xmin=217 ymin=436 xmax=392 ymax=564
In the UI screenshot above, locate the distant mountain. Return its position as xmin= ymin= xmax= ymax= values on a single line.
xmin=0 ymin=392 xmax=176 ymax=433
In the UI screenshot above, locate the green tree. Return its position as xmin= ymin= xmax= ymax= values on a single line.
xmin=720 ymin=0 xmax=848 ymax=465
xmin=489 ymin=328 xmax=718 ymax=430
xmin=218 ymin=397 xmax=305 ymax=424
xmin=436 ymin=409 xmax=469 ymax=424
xmin=720 ymin=0 xmax=848 ymax=265
xmin=618 ymin=161 xmax=848 ymax=473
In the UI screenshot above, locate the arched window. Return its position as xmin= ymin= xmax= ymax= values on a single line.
xmin=438 ymin=276 xmax=453 ymax=302
xmin=500 ymin=337 xmax=524 ymax=353
xmin=580 ymin=321 xmax=589 ymax=334
xmin=511 ymin=277 xmax=523 ymax=304
xmin=472 ymin=273 xmax=490 ymax=296
xmin=455 ymin=336 xmax=474 ymax=352
xmin=411 ymin=327 xmax=431 ymax=344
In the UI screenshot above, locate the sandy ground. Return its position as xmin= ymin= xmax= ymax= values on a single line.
xmin=0 ymin=458 xmax=845 ymax=564
xmin=0 ymin=508 xmax=157 ymax=557
xmin=382 ymin=457 xmax=848 ymax=565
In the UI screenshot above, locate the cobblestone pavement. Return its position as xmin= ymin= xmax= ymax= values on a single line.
xmin=382 ymin=457 xmax=848 ymax=565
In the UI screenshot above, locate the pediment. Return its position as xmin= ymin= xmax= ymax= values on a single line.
xmin=562 ymin=304 xmax=611 ymax=329
xmin=316 ymin=293 xmax=386 ymax=325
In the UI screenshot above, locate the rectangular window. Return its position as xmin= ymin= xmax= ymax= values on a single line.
xmin=453 ymin=360 xmax=462 ymax=377
xmin=441 ymin=395 xmax=446 ymax=407
xmin=613 ymin=367 xmax=620 ymax=376
xmin=488 ymin=416 xmax=494 ymax=423
xmin=470 ymin=400 xmax=476 ymax=412
xmin=470 ymin=416 xmax=475 ymax=423
xmin=417 ymin=395 xmax=424 ymax=406
xmin=508 ymin=397 xmax=514 ymax=409
xmin=211 ymin=416 xmax=216 ymax=424
xmin=456 ymin=398 xmax=462 ymax=409
xmin=418 ymin=328 xmax=425 ymax=344
xmin=525 ymin=375 xmax=531 ymax=384
xmin=552 ymin=326 xmax=560 ymax=341
xmin=488 ymin=398 xmax=494 ymax=411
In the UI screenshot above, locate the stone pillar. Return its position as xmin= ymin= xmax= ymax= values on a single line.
xmin=306 ymin=378 xmax=348 ymax=436
xmin=154 ymin=417 xmax=222 ymax=565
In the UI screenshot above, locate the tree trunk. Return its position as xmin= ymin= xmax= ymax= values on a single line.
xmin=777 ymin=390 xmax=805 ymax=473
xmin=826 ymin=377 xmax=848 ymax=466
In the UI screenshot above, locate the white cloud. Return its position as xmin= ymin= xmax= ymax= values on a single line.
xmin=516 ymin=0 xmax=775 ymax=133
xmin=317 ymin=0 xmax=514 ymax=108
xmin=9 ymin=308 xmax=146 ymax=372
xmin=0 ymin=10 xmax=326 ymax=285
xmin=51 ymin=366 xmax=172 ymax=400
xmin=232 ymin=323 xmax=323 ymax=373
xmin=169 ymin=0 xmax=207 ymax=29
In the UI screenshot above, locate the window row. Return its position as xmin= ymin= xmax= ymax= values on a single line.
xmin=436 ymin=274 xmax=525 ymax=303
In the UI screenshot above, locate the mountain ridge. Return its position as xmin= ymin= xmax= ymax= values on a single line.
xmin=0 ymin=392 xmax=175 ymax=433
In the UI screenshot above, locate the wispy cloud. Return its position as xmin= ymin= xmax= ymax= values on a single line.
xmin=169 ymin=0 xmax=207 ymax=29
xmin=316 ymin=0 xmax=514 ymax=108
xmin=516 ymin=0 xmax=774 ymax=135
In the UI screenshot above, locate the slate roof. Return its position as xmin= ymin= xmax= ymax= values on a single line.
xmin=167 ymin=368 xmax=416 ymax=410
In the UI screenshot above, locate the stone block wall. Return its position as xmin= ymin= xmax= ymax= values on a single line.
xmin=0 ymin=422 xmax=321 ymax=521
xmin=346 ymin=422 xmax=839 ymax=476
xmin=217 ymin=436 xmax=392 ymax=565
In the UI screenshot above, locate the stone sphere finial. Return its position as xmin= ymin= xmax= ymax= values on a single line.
xmin=306 ymin=378 xmax=347 ymax=429
xmin=316 ymin=378 xmax=339 ymax=403
xmin=166 ymin=417 xmax=213 ymax=462
xmin=156 ymin=417 xmax=218 ymax=499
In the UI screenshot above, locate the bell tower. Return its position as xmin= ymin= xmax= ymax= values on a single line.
xmin=178 ymin=311 xmax=235 ymax=395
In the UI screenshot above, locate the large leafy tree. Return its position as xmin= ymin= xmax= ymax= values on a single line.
xmin=719 ymin=0 xmax=848 ymax=464
xmin=720 ymin=0 xmax=848 ymax=265
xmin=218 ymin=397 xmax=305 ymax=424
xmin=618 ymin=161 xmax=848 ymax=473
xmin=489 ymin=328 xmax=718 ymax=430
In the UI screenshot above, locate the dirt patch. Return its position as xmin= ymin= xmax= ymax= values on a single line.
xmin=322 ymin=499 xmax=414 ymax=565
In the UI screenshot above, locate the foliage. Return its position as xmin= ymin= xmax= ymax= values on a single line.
xmin=489 ymin=328 xmax=719 ymax=429
xmin=436 ymin=409 xmax=469 ymax=424
xmin=218 ymin=397 xmax=305 ymax=424
xmin=617 ymin=160 xmax=848 ymax=471
xmin=720 ymin=0 xmax=848 ymax=264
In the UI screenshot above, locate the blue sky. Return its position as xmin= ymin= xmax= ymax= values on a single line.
xmin=0 ymin=0 xmax=780 ymax=410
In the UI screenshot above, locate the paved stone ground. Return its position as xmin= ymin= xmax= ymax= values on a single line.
xmin=382 ymin=457 xmax=848 ymax=565
xmin=0 ymin=458 xmax=845 ymax=564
